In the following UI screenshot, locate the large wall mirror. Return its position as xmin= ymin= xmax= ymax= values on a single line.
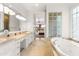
xmin=3 ymin=6 xmax=20 ymax=32
xmin=0 ymin=13 xmax=4 ymax=32
xmin=0 ymin=4 xmax=27 ymax=34
xmin=0 ymin=4 xmax=4 ymax=32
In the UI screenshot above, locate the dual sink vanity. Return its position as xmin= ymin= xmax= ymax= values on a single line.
xmin=0 ymin=31 xmax=32 ymax=56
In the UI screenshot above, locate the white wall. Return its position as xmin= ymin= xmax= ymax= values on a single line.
xmin=35 ymin=12 xmax=45 ymax=25
xmin=46 ymin=4 xmax=70 ymax=38
xmin=19 ymin=12 xmax=45 ymax=32
xmin=19 ymin=17 xmax=34 ymax=32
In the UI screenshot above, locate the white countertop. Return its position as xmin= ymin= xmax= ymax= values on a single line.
xmin=0 ymin=31 xmax=31 ymax=44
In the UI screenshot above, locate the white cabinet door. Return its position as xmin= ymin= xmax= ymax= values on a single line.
xmin=7 ymin=39 xmax=20 ymax=56
xmin=25 ymin=34 xmax=34 ymax=48
xmin=0 ymin=39 xmax=20 ymax=56
xmin=14 ymin=39 xmax=20 ymax=56
xmin=0 ymin=40 xmax=15 ymax=56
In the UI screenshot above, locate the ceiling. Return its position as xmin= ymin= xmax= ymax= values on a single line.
xmin=3 ymin=3 xmax=79 ymax=19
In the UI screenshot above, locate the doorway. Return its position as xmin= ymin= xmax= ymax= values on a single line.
xmin=48 ymin=12 xmax=62 ymax=37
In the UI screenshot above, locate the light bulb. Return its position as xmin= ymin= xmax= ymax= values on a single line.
xmin=4 ymin=6 xmax=15 ymax=15
xmin=35 ymin=4 xmax=39 ymax=7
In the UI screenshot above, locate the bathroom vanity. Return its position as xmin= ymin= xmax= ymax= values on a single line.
xmin=0 ymin=31 xmax=31 ymax=56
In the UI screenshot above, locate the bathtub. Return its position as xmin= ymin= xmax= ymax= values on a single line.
xmin=51 ymin=37 xmax=79 ymax=56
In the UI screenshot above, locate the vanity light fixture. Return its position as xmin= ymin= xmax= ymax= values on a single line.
xmin=4 ymin=6 xmax=15 ymax=15
xmin=4 ymin=6 xmax=9 ymax=14
xmin=9 ymin=9 xmax=15 ymax=15
xmin=16 ymin=15 xmax=26 ymax=21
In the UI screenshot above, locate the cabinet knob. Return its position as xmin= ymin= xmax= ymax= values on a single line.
xmin=15 ymin=33 xmax=16 ymax=35
xmin=7 ymin=34 xmax=10 ymax=37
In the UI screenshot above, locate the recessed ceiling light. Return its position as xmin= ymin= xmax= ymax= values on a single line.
xmin=9 ymin=5 xmax=12 ymax=8
xmin=35 ymin=4 xmax=39 ymax=7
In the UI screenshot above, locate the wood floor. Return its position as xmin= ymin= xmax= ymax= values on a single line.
xmin=20 ymin=38 xmax=58 ymax=56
